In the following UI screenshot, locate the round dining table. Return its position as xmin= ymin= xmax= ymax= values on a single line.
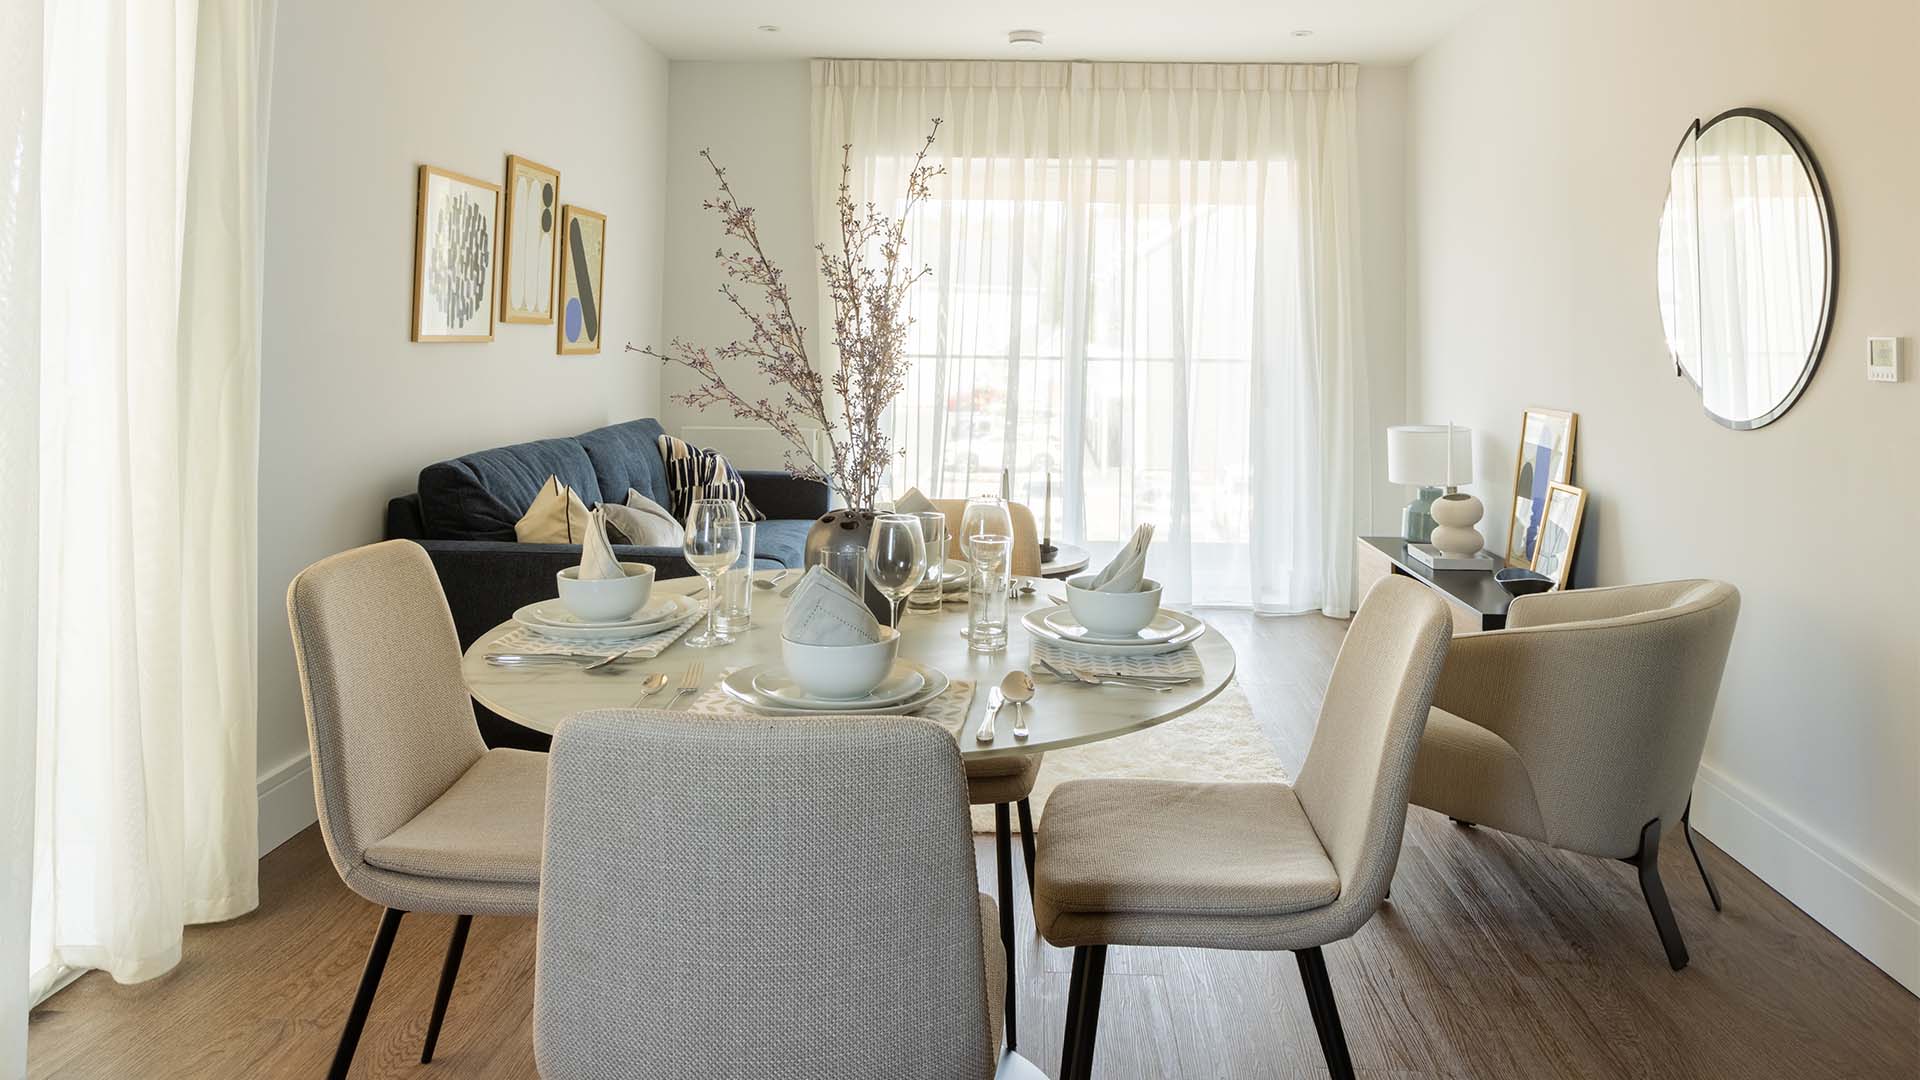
xmin=462 ymin=571 xmax=1237 ymax=760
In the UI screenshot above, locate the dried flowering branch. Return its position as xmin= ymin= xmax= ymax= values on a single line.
xmin=628 ymin=120 xmax=942 ymax=509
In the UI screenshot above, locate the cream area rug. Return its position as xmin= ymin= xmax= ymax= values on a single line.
xmin=969 ymin=682 xmax=1287 ymax=833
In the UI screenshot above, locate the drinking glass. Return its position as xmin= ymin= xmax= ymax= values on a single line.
xmin=966 ymin=534 xmax=1012 ymax=653
xmin=906 ymin=511 xmax=949 ymax=611
xmin=958 ymin=495 xmax=1013 ymax=563
xmin=715 ymin=520 xmax=757 ymax=636
xmin=866 ymin=514 xmax=928 ymax=627
xmin=815 ymin=545 xmax=867 ymax=596
xmin=682 ymin=498 xmax=742 ymax=648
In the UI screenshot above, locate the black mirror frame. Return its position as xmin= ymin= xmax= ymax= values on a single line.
xmin=1659 ymin=107 xmax=1838 ymax=431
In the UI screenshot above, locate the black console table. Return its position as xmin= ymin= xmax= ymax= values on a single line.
xmin=1355 ymin=536 xmax=1512 ymax=633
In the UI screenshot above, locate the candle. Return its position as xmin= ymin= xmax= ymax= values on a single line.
xmin=1044 ymin=472 xmax=1053 ymax=543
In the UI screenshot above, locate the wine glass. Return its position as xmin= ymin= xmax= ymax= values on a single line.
xmin=959 ymin=496 xmax=1013 ymax=585
xmin=682 ymin=498 xmax=742 ymax=648
xmin=866 ymin=514 xmax=928 ymax=627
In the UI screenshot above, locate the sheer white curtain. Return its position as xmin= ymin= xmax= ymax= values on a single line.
xmin=813 ymin=60 xmax=1367 ymax=614
xmin=3 ymin=2 xmax=45 ymax=1071
xmin=9 ymin=0 xmax=275 ymax=1017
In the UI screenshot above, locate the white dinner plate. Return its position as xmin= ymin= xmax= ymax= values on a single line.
xmin=721 ymin=661 xmax=950 ymax=716
xmin=1020 ymin=606 xmax=1205 ymax=657
xmin=938 ymin=558 xmax=969 ymax=592
xmin=752 ymin=664 xmax=927 ymax=709
xmin=1039 ymin=607 xmax=1188 ymax=645
xmin=511 ymin=595 xmax=697 ymax=641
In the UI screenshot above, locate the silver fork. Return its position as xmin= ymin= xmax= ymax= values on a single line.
xmin=666 ymin=661 xmax=704 ymax=708
xmin=1068 ymin=667 xmax=1178 ymax=692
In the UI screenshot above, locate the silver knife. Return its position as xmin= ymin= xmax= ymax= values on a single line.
xmin=486 ymin=653 xmax=631 ymax=664
xmin=976 ymin=686 xmax=1004 ymax=743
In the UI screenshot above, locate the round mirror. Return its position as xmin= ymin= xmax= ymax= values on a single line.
xmin=1657 ymin=108 xmax=1836 ymax=429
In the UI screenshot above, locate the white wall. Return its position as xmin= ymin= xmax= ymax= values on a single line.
xmin=1408 ymin=0 xmax=1919 ymax=989
xmin=658 ymin=61 xmax=821 ymax=468
xmin=257 ymin=0 xmax=668 ymax=851
xmin=659 ymin=59 xmax=1413 ymax=522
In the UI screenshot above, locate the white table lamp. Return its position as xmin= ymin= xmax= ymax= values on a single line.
xmin=1386 ymin=424 xmax=1484 ymax=559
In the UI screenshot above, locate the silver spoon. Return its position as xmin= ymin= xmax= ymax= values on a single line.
xmin=754 ymin=569 xmax=791 ymax=591
xmin=1001 ymin=670 xmax=1034 ymax=740
xmin=632 ymin=672 xmax=669 ymax=704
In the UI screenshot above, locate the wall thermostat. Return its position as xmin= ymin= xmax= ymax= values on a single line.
xmin=1867 ymin=337 xmax=1901 ymax=383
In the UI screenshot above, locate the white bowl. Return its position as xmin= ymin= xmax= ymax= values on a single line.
xmin=556 ymin=563 xmax=656 ymax=622
xmin=780 ymin=628 xmax=901 ymax=701
xmin=1064 ymin=575 xmax=1164 ymax=636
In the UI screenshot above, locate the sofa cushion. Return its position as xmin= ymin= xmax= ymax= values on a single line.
xmin=754 ymin=518 xmax=813 ymax=569
xmin=419 ymin=437 xmax=605 ymax=541
xmin=657 ymin=434 xmax=765 ymax=523
xmin=575 ymin=419 xmax=671 ymax=508
xmin=514 ymin=476 xmax=594 ymax=544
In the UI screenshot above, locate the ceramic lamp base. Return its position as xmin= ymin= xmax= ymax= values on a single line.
xmin=1430 ymin=491 xmax=1485 ymax=559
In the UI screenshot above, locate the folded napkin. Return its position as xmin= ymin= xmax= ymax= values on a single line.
xmin=1089 ymin=523 xmax=1155 ymax=592
xmin=576 ymin=507 xmax=626 ymax=581
xmin=894 ymin=486 xmax=938 ymax=514
xmin=782 ymin=565 xmax=882 ymax=645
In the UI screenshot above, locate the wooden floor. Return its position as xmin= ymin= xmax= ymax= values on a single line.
xmin=27 ymin=613 xmax=1919 ymax=1078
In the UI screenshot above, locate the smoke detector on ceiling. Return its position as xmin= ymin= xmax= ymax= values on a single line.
xmin=1008 ymin=29 xmax=1045 ymax=48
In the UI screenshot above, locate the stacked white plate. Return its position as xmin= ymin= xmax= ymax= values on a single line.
xmin=1021 ymin=605 xmax=1205 ymax=657
xmin=720 ymin=660 xmax=950 ymax=716
xmin=511 ymin=594 xmax=699 ymax=642
xmin=935 ymin=558 xmax=969 ymax=593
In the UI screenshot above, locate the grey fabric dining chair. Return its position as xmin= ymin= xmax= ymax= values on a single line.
xmin=1031 ymin=576 xmax=1453 ymax=1080
xmin=535 ymin=709 xmax=1045 ymax=1080
xmin=1407 ymin=579 xmax=1741 ymax=969
xmin=287 ymin=539 xmax=548 ymax=1078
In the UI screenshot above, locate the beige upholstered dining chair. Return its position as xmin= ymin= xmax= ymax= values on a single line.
xmin=930 ymin=497 xmax=1044 ymax=577
xmin=1031 ymin=576 xmax=1453 ymax=1080
xmin=932 ymin=495 xmax=1045 ymax=1049
xmin=1407 ymin=579 xmax=1741 ymax=970
xmin=286 ymin=540 xmax=548 ymax=1079
xmin=534 ymin=709 xmax=1045 ymax=1080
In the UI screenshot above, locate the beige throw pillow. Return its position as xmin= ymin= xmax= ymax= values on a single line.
xmin=601 ymin=489 xmax=685 ymax=547
xmin=515 ymin=476 xmax=594 ymax=544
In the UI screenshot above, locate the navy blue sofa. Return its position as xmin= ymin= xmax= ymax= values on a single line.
xmin=385 ymin=416 xmax=827 ymax=682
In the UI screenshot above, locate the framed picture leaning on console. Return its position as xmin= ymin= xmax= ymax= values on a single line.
xmin=1530 ymin=482 xmax=1587 ymax=589
xmin=1504 ymin=407 xmax=1577 ymax=567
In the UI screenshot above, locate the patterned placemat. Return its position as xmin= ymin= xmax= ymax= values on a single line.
xmin=1030 ymin=637 xmax=1204 ymax=678
xmin=492 ymin=614 xmax=699 ymax=659
xmin=682 ymin=667 xmax=977 ymax=740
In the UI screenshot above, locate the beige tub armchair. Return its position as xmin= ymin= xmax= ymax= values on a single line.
xmin=1406 ymin=580 xmax=1740 ymax=970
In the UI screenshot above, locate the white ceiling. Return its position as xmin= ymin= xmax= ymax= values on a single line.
xmin=604 ymin=0 xmax=1487 ymax=65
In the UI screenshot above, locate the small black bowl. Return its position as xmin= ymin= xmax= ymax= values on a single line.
xmin=1495 ymin=567 xmax=1554 ymax=597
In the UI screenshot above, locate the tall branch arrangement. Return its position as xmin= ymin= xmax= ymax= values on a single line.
xmin=628 ymin=120 xmax=942 ymax=509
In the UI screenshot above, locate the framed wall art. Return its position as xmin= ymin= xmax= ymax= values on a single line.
xmin=1530 ymin=482 xmax=1588 ymax=589
xmin=556 ymin=204 xmax=606 ymax=355
xmin=1504 ymin=407 xmax=1577 ymax=567
xmin=413 ymin=165 xmax=500 ymax=342
xmin=501 ymin=155 xmax=560 ymax=324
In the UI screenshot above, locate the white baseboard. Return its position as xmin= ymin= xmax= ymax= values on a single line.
xmin=1692 ymin=763 xmax=1919 ymax=994
xmin=256 ymin=753 xmax=317 ymax=857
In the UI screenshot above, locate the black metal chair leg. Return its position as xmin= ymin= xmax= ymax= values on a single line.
xmin=1682 ymin=800 xmax=1723 ymax=912
xmin=1058 ymin=945 xmax=1090 ymax=1078
xmin=995 ymin=803 xmax=1018 ymax=1050
xmin=1016 ymin=798 xmax=1037 ymax=902
xmin=1633 ymin=817 xmax=1690 ymax=970
xmin=1069 ymin=945 xmax=1108 ymax=1080
xmin=329 ymin=907 xmax=406 ymax=1080
xmin=420 ymin=913 xmax=472 ymax=1064
xmin=1294 ymin=946 xmax=1355 ymax=1080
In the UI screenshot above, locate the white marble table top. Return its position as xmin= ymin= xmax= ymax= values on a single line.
xmin=461 ymin=571 xmax=1237 ymax=761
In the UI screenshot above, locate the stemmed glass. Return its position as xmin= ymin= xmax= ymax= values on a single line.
xmin=682 ymin=498 xmax=742 ymax=648
xmin=959 ymin=495 xmax=1014 ymax=570
xmin=866 ymin=514 xmax=928 ymax=628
